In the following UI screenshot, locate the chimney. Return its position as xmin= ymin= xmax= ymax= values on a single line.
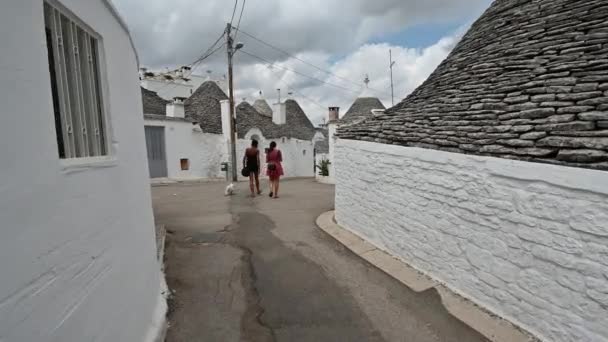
xmin=328 ymin=107 xmax=340 ymax=122
xmin=166 ymin=97 xmax=186 ymax=118
xmin=273 ymin=102 xmax=286 ymax=125
xmin=220 ymin=99 xmax=231 ymax=138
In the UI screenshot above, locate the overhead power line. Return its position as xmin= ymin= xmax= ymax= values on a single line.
xmin=229 ymin=0 xmax=239 ymax=27
xmin=239 ymin=49 xmax=362 ymax=96
xmin=270 ymin=71 xmax=328 ymax=111
xmin=233 ymin=26 xmax=392 ymax=97
xmin=233 ymin=0 xmax=246 ymax=42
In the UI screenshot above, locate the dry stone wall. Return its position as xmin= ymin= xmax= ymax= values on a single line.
xmin=338 ymin=0 xmax=608 ymax=170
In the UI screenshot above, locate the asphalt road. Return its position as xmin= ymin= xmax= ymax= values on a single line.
xmin=151 ymin=179 xmax=487 ymax=342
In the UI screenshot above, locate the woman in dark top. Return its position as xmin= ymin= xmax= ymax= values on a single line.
xmin=244 ymin=139 xmax=261 ymax=197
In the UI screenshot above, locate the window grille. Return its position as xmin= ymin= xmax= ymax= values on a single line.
xmin=44 ymin=2 xmax=107 ymax=159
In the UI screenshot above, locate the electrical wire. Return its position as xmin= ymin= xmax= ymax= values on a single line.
xmin=273 ymin=75 xmax=328 ymax=112
xmin=232 ymin=26 xmax=392 ymax=97
xmin=229 ymin=0 xmax=239 ymax=27
xmin=233 ymin=0 xmax=246 ymax=42
xmin=239 ymin=49 xmax=363 ymax=96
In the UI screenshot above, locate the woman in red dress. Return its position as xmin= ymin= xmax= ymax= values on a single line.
xmin=266 ymin=141 xmax=283 ymax=198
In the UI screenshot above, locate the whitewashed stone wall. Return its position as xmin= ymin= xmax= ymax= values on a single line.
xmin=326 ymin=123 xmax=337 ymax=183
xmin=335 ymin=139 xmax=608 ymax=342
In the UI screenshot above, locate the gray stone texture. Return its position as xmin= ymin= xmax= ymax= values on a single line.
xmin=182 ymin=81 xmax=316 ymax=140
xmin=337 ymin=0 xmax=608 ymax=171
xmin=141 ymin=87 xmax=169 ymax=115
xmin=341 ymin=97 xmax=386 ymax=124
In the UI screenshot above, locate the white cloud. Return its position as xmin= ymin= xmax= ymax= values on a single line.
xmin=233 ymin=28 xmax=465 ymax=124
xmin=113 ymin=0 xmax=490 ymax=67
xmin=113 ymin=0 xmax=490 ymax=124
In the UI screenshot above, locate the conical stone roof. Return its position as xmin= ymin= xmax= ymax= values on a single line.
xmin=253 ymin=98 xmax=273 ymax=117
xmin=141 ymin=87 xmax=169 ymax=115
xmin=234 ymin=99 xmax=317 ymax=141
xmin=185 ymin=81 xmax=228 ymax=134
xmin=284 ymin=99 xmax=317 ymax=140
xmin=341 ymin=97 xmax=386 ymax=124
xmin=236 ymin=101 xmax=280 ymax=138
xmin=339 ymin=0 xmax=608 ymax=171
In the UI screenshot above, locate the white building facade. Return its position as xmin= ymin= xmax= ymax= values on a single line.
xmin=0 ymin=1 xmax=164 ymax=341
xmin=141 ymin=82 xmax=323 ymax=181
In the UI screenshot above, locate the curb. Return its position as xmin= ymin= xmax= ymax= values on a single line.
xmin=316 ymin=211 xmax=537 ymax=342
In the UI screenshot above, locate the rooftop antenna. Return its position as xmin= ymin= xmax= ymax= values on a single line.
xmin=389 ymin=49 xmax=396 ymax=106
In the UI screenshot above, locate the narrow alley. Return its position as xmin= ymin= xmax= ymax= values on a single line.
xmin=151 ymin=179 xmax=488 ymax=342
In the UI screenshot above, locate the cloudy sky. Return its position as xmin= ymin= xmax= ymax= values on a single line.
xmin=113 ymin=0 xmax=493 ymax=124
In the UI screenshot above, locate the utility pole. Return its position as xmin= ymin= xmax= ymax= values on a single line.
xmin=389 ymin=49 xmax=396 ymax=106
xmin=226 ymin=23 xmax=238 ymax=181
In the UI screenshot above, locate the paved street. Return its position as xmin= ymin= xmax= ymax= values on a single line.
xmin=151 ymin=179 xmax=487 ymax=342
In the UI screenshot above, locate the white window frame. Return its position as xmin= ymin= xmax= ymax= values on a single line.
xmin=44 ymin=0 xmax=115 ymax=166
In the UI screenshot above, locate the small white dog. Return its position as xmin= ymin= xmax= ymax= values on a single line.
xmin=224 ymin=183 xmax=235 ymax=196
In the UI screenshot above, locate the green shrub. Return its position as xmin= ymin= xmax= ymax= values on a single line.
xmin=316 ymin=159 xmax=331 ymax=176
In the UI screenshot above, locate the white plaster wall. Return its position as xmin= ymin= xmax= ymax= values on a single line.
xmin=278 ymin=138 xmax=315 ymax=178
xmin=144 ymin=120 xmax=227 ymax=180
xmin=0 ymin=1 xmax=161 ymax=341
xmin=327 ymin=123 xmax=337 ymax=183
xmin=335 ymin=139 xmax=608 ymax=342
xmin=236 ymin=133 xmax=315 ymax=180
xmin=142 ymin=123 xmax=314 ymax=181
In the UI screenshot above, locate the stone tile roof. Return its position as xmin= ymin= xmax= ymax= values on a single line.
xmin=235 ymin=100 xmax=317 ymax=141
xmin=341 ymin=97 xmax=386 ymax=124
xmin=338 ymin=0 xmax=608 ymax=171
xmin=183 ymin=81 xmax=316 ymax=140
xmin=141 ymin=87 xmax=169 ymax=115
xmin=184 ymin=81 xmax=228 ymax=134
xmin=253 ymin=98 xmax=273 ymax=117
xmin=283 ymin=99 xmax=317 ymax=140
xmin=236 ymin=101 xmax=280 ymax=138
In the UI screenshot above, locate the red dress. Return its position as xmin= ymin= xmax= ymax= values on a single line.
xmin=266 ymin=149 xmax=284 ymax=180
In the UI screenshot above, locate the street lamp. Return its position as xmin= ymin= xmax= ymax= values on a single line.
xmin=226 ymin=23 xmax=244 ymax=181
